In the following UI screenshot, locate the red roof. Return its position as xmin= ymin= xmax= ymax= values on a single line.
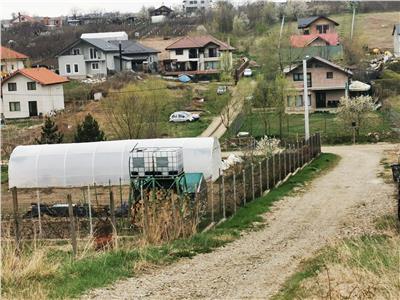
xmin=290 ymin=33 xmax=339 ymax=48
xmin=2 ymin=68 xmax=69 ymax=86
xmin=0 ymin=46 xmax=28 ymax=60
xmin=166 ymin=35 xmax=235 ymax=51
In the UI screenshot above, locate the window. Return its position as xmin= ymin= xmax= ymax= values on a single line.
xmin=8 ymin=82 xmax=17 ymax=91
xmin=208 ymin=48 xmax=217 ymax=57
xmin=294 ymin=95 xmax=311 ymax=107
xmin=293 ymin=72 xmax=311 ymax=87
xmin=175 ymin=49 xmax=183 ymax=55
xmin=11 ymin=64 xmax=15 ymax=70
xmin=27 ymin=81 xmax=36 ymax=90
xmin=74 ymin=64 xmax=79 ymax=73
xmin=316 ymin=24 xmax=329 ymax=34
xmin=72 ymin=48 xmax=80 ymax=55
xmin=91 ymin=63 xmax=99 ymax=70
xmin=89 ymin=48 xmax=99 ymax=59
xmin=304 ymin=29 xmax=310 ymax=35
xmin=9 ymin=102 xmax=20 ymax=111
xmin=66 ymin=64 xmax=71 ymax=73
xmin=326 ymin=72 xmax=333 ymax=79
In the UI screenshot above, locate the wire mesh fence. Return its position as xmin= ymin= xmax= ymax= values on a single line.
xmin=3 ymin=134 xmax=321 ymax=252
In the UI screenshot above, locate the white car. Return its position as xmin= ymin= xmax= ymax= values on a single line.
xmin=169 ymin=111 xmax=200 ymax=123
xmin=243 ymin=68 xmax=252 ymax=77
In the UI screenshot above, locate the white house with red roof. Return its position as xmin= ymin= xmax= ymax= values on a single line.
xmin=1 ymin=68 xmax=69 ymax=119
xmin=164 ymin=35 xmax=235 ymax=75
xmin=0 ymin=46 xmax=29 ymax=77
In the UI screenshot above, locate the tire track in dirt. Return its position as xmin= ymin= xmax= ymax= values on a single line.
xmin=85 ymin=144 xmax=395 ymax=300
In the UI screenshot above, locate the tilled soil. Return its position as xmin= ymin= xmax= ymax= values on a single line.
xmin=85 ymin=144 xmax=397 ymax=300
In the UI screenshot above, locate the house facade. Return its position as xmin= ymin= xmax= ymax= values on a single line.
xmin=57 ymin=32 xmax=159 ymax=79
xmin=284 ymin=56 xmax=352 ymax=113
xmin=393 ymin=24 xmax=400 ymax=57
xmin=290 ymin=16 xmax=340 ymax=48
xmin=1 ymin=68 xmax=68 ymax=119
xmin=164 ymin=35 xmax=234 ymax=75
xmin=1 ymin=46 xmax=28 ymax=78
xmin=183 ymin=0 xmax=213 ymax=14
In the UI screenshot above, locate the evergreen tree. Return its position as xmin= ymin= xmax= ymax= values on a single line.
xmin=74 ymin=114 xmax=105 ymax=143
xmin=36 ymin=117 xmax=63 ymax=144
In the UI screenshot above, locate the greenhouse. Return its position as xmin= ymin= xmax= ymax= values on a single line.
xmin=8 ymin=137 xmax=222 ymax=188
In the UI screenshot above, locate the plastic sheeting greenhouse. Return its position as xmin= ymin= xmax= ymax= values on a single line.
xmin=8 ymin=137 xmax=222 ymax=188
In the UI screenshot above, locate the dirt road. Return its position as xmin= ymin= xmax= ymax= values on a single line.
xmin=86 ymin=144 xmax=396 ymax=300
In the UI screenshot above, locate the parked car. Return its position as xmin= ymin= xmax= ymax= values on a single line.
xmin=169 ymin=111 xmax=200 ymax=122
xmin=243 ymin=68 xmax=253 ymax=77
xmin=217 ymin=85 xmax=227 ymax=95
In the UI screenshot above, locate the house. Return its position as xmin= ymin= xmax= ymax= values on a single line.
xmin=150 ymin=6 xmax=174 ymax=17
xmin=57 ymin=31 xmax=160 ymax=79
xmin=290 ymin=16 xmax=340 ymax=48
xmin=1 ymin=46 xmax=28 ymax=78
xmin=1 ymin=68 xmax=69 ymax=119
xmin=41 ymin=17 xmax=63 ymax=28
xmin=10 ymin=13 xmax=37 ymax=26
xmin=393 ymin=24 xmax=400 ymax=57
xmin=164 ymin=35 xmax=234 ymax=76
xmin=183 ymin=0 xmax=213 ymax=14
xmin=283 ymin=56 xmax=352 ymax=113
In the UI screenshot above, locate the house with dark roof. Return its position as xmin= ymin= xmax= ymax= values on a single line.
xmin=283 ymin=56 xmax=352 ymax=113
xmin=150 ymin=6 xmax=174 ymax=17
xmin=1 ymin=46 xmax=29 ymax=78
xmin=393 ymin=24 xmax=400 ymax=57
xmin=163 ymin=35 xmax=235 ymax=75
xmin=1 ymin=68 xmax=69 ymax=119
xmin=56 ymin=31 xmax=160 ymax=78
xmin=290 ymin=16 xmax=340 ymax=48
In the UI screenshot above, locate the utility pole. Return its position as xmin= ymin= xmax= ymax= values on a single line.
xmin=119 ymin=41 xmax=123 ymax=72
xmin=350 ymin=1 xmax=356 ymax=40
xmin=303 ymin=57 xmax=310 ymax=140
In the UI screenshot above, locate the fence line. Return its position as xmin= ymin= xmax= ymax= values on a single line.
xmin=4 ymin=134 xmax=321 ymax=256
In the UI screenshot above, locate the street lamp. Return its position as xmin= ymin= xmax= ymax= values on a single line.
xmin=303 ymin=56 xmax=310 ymax=140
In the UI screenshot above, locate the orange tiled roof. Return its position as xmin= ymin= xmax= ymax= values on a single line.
xmin=290 ymin=33 xmax=340 ymax=48
xmin=2 ymin=68 xmax=69 ymax=86
xmin=0 ymin=46 xmax=28 ymax=60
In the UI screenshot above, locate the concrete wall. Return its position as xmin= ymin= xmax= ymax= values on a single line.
xmin=58 ymin=55 xmax=86 ymax=78
xmin=394 ymin=33 xmax=400 ymax=57
xmin=2 ymin=74 xmax=65 ymax=119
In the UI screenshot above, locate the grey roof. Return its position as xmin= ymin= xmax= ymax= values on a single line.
xmin=83 ymin=38 xmax=159 ymax=54
xmin=114 ymin=55 xmax=149 ymax=61
xmin=283 ymin=56 xmax=352 ymax=76
xmin=297 ymin=16 xmax=339 ymax=29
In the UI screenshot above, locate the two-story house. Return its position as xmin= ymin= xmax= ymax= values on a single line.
xmin=1 ymin=46 xmax=28 ymax=78
xmin=290 ymin=16 xmax=340 ymax=48
xmin=57 ymin=32 xmax=160 ymax=79
xmin=1 ymin=68 xmax=68 ymax=119
xmin=164 ymin=35 xmax=234 ymax=76
xmin=183 ymin=0 xmax=213 ymax=14
xmin=393 ymin=24 xmax=400 ymax=57
xmin=284 ymin=56 xmax=352 ymax=113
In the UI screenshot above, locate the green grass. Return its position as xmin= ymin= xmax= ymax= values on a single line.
xmin=4 ymin=153 xmax=339 ymax=299
xmin=1 ymin=165 xmax=8 ymax=184
xmin=238 ymin=111 xmax=394 ymax=144
xmin=274 ymin=215 xmax=400 ymax=300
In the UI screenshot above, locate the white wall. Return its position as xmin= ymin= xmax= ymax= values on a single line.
xmin=2 ymin=74 xmax=65 ymax=119
xmin=1 ymin=59 xmax=25 ymax=73
xmin=58 ymin=55 xmax=86 ymax=78
xmin=394 ymin=34 xmax=400 ymax=57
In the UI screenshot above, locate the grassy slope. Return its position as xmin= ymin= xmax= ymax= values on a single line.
xmin=274 ymin=215 xmax=400 ymax=300
xmin=2 ymin=153 xmax=340 ymax=299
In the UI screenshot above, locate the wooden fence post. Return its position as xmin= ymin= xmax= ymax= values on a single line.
xmin=278 ymin=153 xmax=281 ymax=182
xmin=141 ymin=183 xmax=149 ymax=237
xmin=233 ymin=173 xmax=237 ymax=214
xmin=242 ymin=169 xmax=246 ymax=205
xmin=110 ymin=190 xmax=116 ymax=235
xmin=87 ymin=185 xmax=93 ymax=236
xmin=11 ymin=187 xmax=20 ymax=252
xmin=251 ymin=163 xmax=255 ymax=201
xmin=210 ymin=182 xmax=215 ymax=222
xmin=36 ymin=189 xmax=42 ymax=238
xmin=266 ymin=158 xmax=269 ymax=190
xmin=283 ymin=144 xmax=287 ymax=178
xmin=222 ymin=173 xmax=226 ymax=219
xmin=259 ymin=161 xmax=263 ymax=197
xmin=288 ymin=145 xmax=292 ymax=174
xmin=67 ymin=194 xmax=77 ymax=258
xmin=272 ymin=154 xmax=276 ymax=187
